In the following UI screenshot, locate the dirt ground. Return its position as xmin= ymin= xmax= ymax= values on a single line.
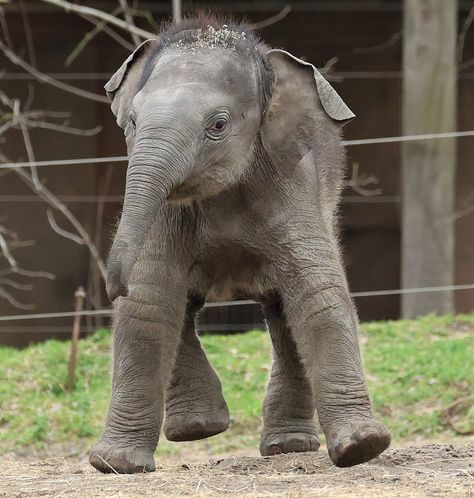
xmin=1 ymin=444 xmax=473 ymax=498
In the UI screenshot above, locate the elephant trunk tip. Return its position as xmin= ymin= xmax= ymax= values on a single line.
xmin=106 ymin=277 xmax=128 ymax=302
xmin=106 ymin=239 xmax=132 ymax=302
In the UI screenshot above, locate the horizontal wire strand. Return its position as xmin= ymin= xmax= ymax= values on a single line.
xmin=0 ymin=156 xmax=128 ymax=170
xmin=4 ymin=72 xmax=474 ymax=81
xmin=0 ymin=195 xmax=401 ymax=204
xmin=1 ymin=131 xmax=472 ymax=326
xmin=1 ymin=129 xmax=473 ymax=171
xmin=0 ymin=283 xmax=473 ymax=324
xmin=342 ymin=130 xmax=474 ymax=146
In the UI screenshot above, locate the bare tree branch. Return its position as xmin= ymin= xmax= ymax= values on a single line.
xmin=23 ymin=119 xmax=102 ymax=136
xmin=23 ymin=82 xmax=35 ymax=112
xmin=0 ymin=221 xmax=54 ymax=309
xmin=19 ymin=0 xmax=37 ymax=67
xmin=458 ymin=5 xmax=474 ymax=65
xmin=0 ymin=278 xmax=33 ymax=291
xmin=353 ymin=31 xmax=402 ymax=54
xmin=40 ymin=0 xmax=153 ymax=39
xmin=47 ymin=208 xmax=85 ymax=245
xmin=129 ymin=6 xmax=160 ymax=31
xmin=0 ymin=103 xmax=100 ymax=137
xmin=0 ymin=267 xmax=54 ymax=279
xmin=119 ymin=0 xmax=140 ymax=45
xmin=98 ymin=19 xmax=136 ymax=49
xmin=319 ymin=56 xmax=340 ymax=81
xmin=0 ymin=95 xmax=107 ymax=282
xmin=65 ymin=6 xmax=133 ymax=67
xmin=0 ymin=221 xmax=18 ymax=239
xmin=13 ymin=166 xmax=107 ymax=281
xmin=0 ymin=39 xmax=109 ymax=103
xmin=0 ymin=6 xmax=13 ymax=49
xmin=0 ymin=287 xmax=35 ymax=310
xmin=0 ymin=230 xmax=17 ymax=268
xmin=345 ymin=163 xmax=383 ymax=196
xmin=14 ymin=98 xmax=41 ymax=189
xmin=250 ymin=5 xmax=292 ymax=30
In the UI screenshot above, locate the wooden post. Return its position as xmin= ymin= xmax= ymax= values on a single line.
xmin=66 ymin=286 xmax=86 ymax=392
xmin=401 ymin=0 xmax=457 ymax=318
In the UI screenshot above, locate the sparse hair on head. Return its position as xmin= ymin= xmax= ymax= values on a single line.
xmin=138 ymin=15 xmax=273 ymax=112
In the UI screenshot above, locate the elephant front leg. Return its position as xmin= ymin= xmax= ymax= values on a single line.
xmin=164 ymin=296 xmax=229 ymax=441
xmin=279 ymin=252 xmax=390 ymax=467
xmin=89 ymin=280 xmax=186 ymax=474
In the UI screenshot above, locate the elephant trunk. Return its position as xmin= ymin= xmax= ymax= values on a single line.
xmin=107 ymin=137 xmax=191 ymax=302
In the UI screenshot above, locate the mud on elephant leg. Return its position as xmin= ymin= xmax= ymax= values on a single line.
xmin=89 ymin=276 xmax=187 ymax=474
xmin=260 ymin=299 xmax=320 ymax=456
xmin=280 ymin=263 xmax=390 ymax=467
xmin=164 ymin=296 xmax=229 ymax=442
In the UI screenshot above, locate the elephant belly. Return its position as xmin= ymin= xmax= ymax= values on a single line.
xmin=189 ymin=246 xmax=275 ymax=302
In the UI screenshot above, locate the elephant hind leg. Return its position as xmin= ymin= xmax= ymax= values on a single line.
xmin=260 ymin=299 xmax=320 ymax=456
xmin=164 ymin=295 xmax=229 ymax=442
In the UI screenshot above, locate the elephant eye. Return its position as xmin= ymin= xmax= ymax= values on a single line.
xmin=212 ymin=118 xmax=227 ymax=131
xmin=206 ymin=114 xmax=230 ymax=139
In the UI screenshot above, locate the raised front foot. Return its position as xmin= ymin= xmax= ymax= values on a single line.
xmin=164 ymin=406 xmax=230 ymax=442
xmin=326 ymin=419 xmax=391 ymax=467
xmin=89 ymin=439 xmax=156 ymax=474
xmin=260 ymin=429 xmax=320 ymax=456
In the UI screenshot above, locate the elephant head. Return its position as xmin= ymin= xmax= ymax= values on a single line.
xmin=105 ymin=20 xmax=354 ymax=302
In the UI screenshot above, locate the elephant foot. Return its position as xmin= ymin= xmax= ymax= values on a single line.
xmin=326 ymin=419 xmax=391 ymax=468
xmin=260 ymin=428 xmax=320 ymax=456
xmin=89 ymin=440 xmax=156 ymax=474
xmin=164 ymin=407 xmax=230 ymax=442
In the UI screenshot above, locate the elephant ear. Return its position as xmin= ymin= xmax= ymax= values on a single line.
xmin=261 ymin=49 xmax=355 ymax=166
xmin=104 ymin=39 xmax=154 ymax=129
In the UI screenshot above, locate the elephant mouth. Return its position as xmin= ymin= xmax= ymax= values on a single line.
xmin=166 ymin=177 xmax=202 ymax=204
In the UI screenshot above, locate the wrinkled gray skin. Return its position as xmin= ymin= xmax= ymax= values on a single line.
xmin=90 ymin=20 xmax=390 ymax=474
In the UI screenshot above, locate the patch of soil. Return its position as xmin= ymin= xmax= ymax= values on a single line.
xmin=0 ymin=444 xmax=472 ymax=497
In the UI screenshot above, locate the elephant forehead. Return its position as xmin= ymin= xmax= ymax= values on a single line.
xmin=145 ymin=48 xmax=259 ymax=96
xmin=134 ymin=85 xmax=229 ymax=120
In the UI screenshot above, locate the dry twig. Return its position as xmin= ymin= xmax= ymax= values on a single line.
xmin=353 ymin=31 xmax=402 ymax=54
xmin=0 ymin=91 xmax=107 ymax=281
xmin=250 ymin=5 xmax=292 ymax=30
xmin=345 ymin=163 xmax=383 ymax=196
xmin=119 ymin=0 xmax=140 ymax=45
xmin=0 ymin=39 xmax=109 ymax=103
xmin=0 ymin=222 xmax=54 ymax=309
xmin=458 ymin=5 xmax=474 ymax=66
xmin=40 ymin=0 xmax=153 ymax=39
xmin=65 ymin=6 xmax=131 ymax=66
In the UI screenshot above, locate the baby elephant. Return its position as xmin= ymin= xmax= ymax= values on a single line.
xmin=90 ymin=17 xmax=390 ymax=474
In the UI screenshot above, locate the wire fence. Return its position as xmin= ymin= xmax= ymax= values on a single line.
xmin=0 ymin=283 xmax=473 ymax=326
xmin=1 ymin=129 xmax=473 ymax=172
xmin=0 ymin=194 xmax=401 ymax=204
xmin=4 ymin=71 xmax=474 ymax=81
xmin=1 ymin=129 xmax=473 ymax=332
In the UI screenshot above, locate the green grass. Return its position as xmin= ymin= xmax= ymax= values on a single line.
xmin=0 ymin=314 xmax=473 ymax=455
